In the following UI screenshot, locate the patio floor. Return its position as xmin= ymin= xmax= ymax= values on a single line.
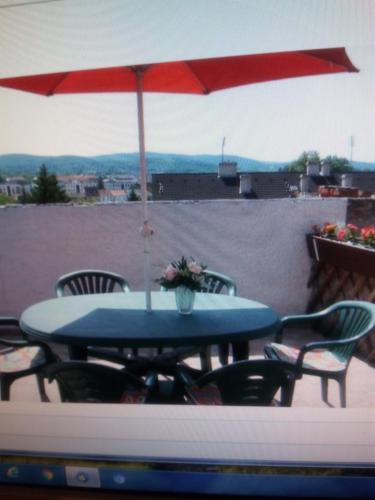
xmin=8 ymin=328 xmax=375 ymax=408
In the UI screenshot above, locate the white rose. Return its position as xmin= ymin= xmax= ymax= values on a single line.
xmin=188 ymin=261 xmax=202 ymax=274
xmin=164 ymin=265 xmax=178 ymax=281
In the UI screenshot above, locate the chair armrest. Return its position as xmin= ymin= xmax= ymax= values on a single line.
xmin=295 ymin=337 xmax=358 ymax=370
xmin=0 ymin=337 xmax=58 ymax=363
xmin=0 ymin=317 xmax=23 ymax=338
xmin=276 ymin=310 xmax=332 ymax=343
xmin=0 ymin=338 xmax=28 ymax=348
xmin=281 ymin=310 xmax=329 ymax=327
xmin=0 ymin=317 xmax=19 ymax=327
xmin=173 ymin=365 xmax=201 ymax=386
xmin=144 ymin=371 xmax=158 ymax=389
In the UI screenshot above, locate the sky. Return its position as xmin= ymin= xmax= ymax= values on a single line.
xmin=0 ymin=0 xmax=374 ymax=163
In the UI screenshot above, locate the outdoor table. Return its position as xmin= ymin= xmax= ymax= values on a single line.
xmin=20 ymin=292 xmax=280 ymax=361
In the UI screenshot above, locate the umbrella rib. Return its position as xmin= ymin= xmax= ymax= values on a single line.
xmin=184 ymin=61 xmax=210 ymax=94
xmin=46 ymin=72 xmax=71 ymax=96
xmin=303 ymin=49 xmax=359 ymax=73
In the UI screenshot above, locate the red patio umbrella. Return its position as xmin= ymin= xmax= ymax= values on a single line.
xmin=0 ymin=47 xmax=358 ymax=310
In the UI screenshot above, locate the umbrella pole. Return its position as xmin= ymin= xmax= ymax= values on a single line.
xmin=135 ymin=68 xmax=152 ymax=312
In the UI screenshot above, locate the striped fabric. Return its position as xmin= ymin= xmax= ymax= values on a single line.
xmin=0 ymin=346 xmax=46 ymax=373
xmin=120 ymin=388 xmax=148 ymax=404
xmin=270 ymin=343 xmax=346 ymax=371
xmin=186 ymin=384 xmax=223 ymax=405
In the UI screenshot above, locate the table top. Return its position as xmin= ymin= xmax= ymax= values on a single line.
xmin=20 ymin=292 xmax=280 ymax=348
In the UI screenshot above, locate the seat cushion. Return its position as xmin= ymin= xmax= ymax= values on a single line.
xmin=120 ymin=387 xmax=148 ymax=404
xmin=269 ymin=343 xmax=346 ymax=372
xmin=186 ymin=383 xmax=223 ymax=405
xmin=0 ymin=346 xmax=46 ymax=373
xmin=186 ymin=383 xmax=280 ymax=406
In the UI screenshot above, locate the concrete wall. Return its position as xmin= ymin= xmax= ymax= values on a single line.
xmin=0 ymin=198 xmax=347 ymax=317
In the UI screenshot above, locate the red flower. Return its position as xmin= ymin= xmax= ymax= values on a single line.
xmin=337 ymin=229 xmax=347 ymax=241
xmin=347 ymin=223 xmax=359 ymax=232
xmin=322 ymin=223 xmax=337 ymax=235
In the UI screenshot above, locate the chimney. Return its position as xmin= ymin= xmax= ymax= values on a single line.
xmin=218 ymin=161 xmax=237 ymax=178
xmin=306 ymin=160 xmax=320 ymax=176
xmin=320 ymin=160 xmax=331 ymax=176
xmin=341 ymin=174 xmax=353 ymax=187
xmin=300 ymin=174 xmax=310 ymax=194
xmin=239 ymin=174 xmax=252 ymax=194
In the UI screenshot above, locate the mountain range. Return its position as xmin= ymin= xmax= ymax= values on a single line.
xmin=0 ymin=152 xmax=374 ymax=177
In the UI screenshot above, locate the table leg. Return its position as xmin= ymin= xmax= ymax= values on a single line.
xmin=68 ymin=345 xmax=88 ymax=360
xmin=232 ymin=341 xmax=250 ymax=362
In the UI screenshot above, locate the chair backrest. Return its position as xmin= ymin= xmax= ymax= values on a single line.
xmin=161 ymin=269 xmax=237 ymax=295
xmin=194 ymin=359 xmax=297 ymax=406
xmin=55 ymin=269 xmax=130 ymax=297
xmin=319 ymin=301 xmax=375 ymax=362
xmin=0 ymin=317 xmax=21 ymax=351
xmin=200 ymin=269 xmax=237 ymax=296
xmin=45 ymin=361 xmax=146 ymax=403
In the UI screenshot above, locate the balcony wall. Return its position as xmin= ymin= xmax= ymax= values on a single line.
xmin=0 ymin=198 xmax=346 ymax=317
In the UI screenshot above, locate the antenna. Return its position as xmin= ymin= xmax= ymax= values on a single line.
xmin=350 ymin=135 xmax=354 ymax=162
xmin=221 ymin=137 xmax=226 ymax=163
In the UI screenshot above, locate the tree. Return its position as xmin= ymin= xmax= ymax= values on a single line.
xmin=322 ymin=155 xmax=354 ymax=173
xmin=282 ymin=151 xmax=320 ymax=173
xmin=0 ymin=193 xmax=14 ymax=205
xmin=29 ymin=165 xmax=70 ymax=204
xmin=282 ymin=151 xmax=354 ymax=173
xmin=97 ymin=175 xmax=104 ymax=190
xmin=127 ymin=185 xmax=141 ymax=201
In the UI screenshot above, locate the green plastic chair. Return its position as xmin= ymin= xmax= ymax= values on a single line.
xmin=0 ymin=317 xmax=58 ymax=401
xmin=264 ymin=300 xmax=375 ymax=407
xmin=173 ymin=359 xmax=298 ymax=406
xmin=45 ymin=361 xmax=156 ymax=403
xmin=55 ymin=269 xmax=130 ymax=296
xmin=55 ymin=269 xmax=132 ymax=359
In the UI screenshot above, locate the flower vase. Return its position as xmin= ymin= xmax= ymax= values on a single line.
xmin=175 ymin=285 xmax=195 ymax=315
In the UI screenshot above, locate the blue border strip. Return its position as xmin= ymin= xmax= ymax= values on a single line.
xmin=1 ymin=463 xmax=375 ymax=498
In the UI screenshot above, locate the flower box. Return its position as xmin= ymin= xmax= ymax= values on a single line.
xmin=306 ymin=234 xmax=375 ymax=277
xmin=318 ymin=186 xmax=359 ymax=197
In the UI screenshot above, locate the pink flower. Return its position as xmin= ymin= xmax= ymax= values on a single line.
xmin=337 ymin=229 xmax=347 ymax=241
xmin=164 ymin=265 xmax=178 ymax=281
xmin=188 ymin=261 xmax=202 ymax=274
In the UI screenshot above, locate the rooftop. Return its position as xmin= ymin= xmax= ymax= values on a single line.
xmin=2 ymin=197 xmax=375 ymax=408
xmin=152 ymin=171 xmax=375 ymax=201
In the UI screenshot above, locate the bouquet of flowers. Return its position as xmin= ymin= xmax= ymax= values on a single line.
xmin=312 ymin=222 xmax=372 ymax=246
xmin=157 ymin=256 xmax=206 ymax=291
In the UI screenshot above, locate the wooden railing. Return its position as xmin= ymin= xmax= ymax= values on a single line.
xmin=306 ymin=234 xmax=375 ymax=363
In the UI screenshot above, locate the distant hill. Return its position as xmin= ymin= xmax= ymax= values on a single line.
xmin=0 ymin=152 xmax=374 ymax=177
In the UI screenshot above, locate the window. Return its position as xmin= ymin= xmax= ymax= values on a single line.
xmin=0 ymin=1 xmax=374 ymax=497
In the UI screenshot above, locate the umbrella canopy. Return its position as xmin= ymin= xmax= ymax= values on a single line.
xmin=0 ymin=47 xmax=357 ymax=95
xmin=0 ymin=48 xmax=358 ymax=310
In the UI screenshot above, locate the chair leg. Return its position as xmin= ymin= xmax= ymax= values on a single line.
xmin=281 ymin=377 xmax=296 ymax=407
xmin=321 ymin=377 xmax=329 ymax=404
xmin=36 ymin=372 xmax=50 ymax=402
xmin=339 ymin=377 xmax=346 ymax=408
xmin=218 ymin=344 xmax=229 ymax=366
xmin=0 ymin=377 xmax=11 ymax=401
xmin=232 ymin=341 xmax=250 ymax=362
xmin=199 ymin=347 xmax=212 ymax=372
